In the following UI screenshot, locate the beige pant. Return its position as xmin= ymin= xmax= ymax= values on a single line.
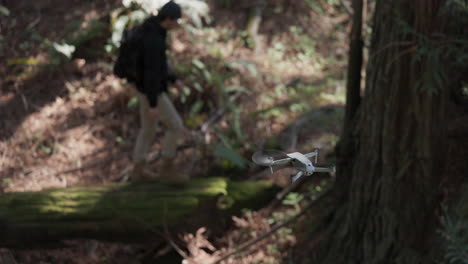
xmin=133 ymin=91 xmax=184 ymax=163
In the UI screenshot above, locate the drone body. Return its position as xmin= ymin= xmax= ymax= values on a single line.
xmin=286 ymin=152 xmax=315 ymax=175
xmin=252 ymin=149 xmax=335 ymax=182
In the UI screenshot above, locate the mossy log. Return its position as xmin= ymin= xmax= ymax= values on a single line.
xmin=0 ymin=178 xmax=279 ymax=248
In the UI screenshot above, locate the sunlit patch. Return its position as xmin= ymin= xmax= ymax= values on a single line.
xmin=173 ymin=38 xmax=187 ymax=53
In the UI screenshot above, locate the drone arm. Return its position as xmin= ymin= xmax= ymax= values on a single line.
xmin=270 ymin=157 xmax=292 ymax=166
xmin=305 ymin=150 xmax=318 ymax=164
xmin=304 ymin=152 xmax=317 ymax=158
xmin=291 ymin=171 xmax=304 ymax=182
xmin=314 ymin=166 xmax=335 ymax=173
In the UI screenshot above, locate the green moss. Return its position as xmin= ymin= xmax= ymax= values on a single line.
xmin=224 ymin=180 xmax=280 ymax=213
xmin=227 ymin=180 xmax=274 ymax=202
xmin=0 ymin=177 xmax=279 ymax=245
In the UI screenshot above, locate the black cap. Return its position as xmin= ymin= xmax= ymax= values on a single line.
xmin=158 ymin=1 xmax=182 ymax=20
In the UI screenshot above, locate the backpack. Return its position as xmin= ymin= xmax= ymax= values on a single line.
xmin=113 ymin=25 xmax=145 ymax=83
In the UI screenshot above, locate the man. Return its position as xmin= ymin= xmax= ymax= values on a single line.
xmin=131 ymin=1 xmax=187 ymax=181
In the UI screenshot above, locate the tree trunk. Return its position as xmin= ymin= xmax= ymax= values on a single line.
xmin=321 ymin=0 xmax=454 ymax=263
xmin=245 ymin=3 xmax=264 ymax=54
xmin=0 ymin=178 xmax=278 ymax=248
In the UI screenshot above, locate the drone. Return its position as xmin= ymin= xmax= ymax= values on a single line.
xmin=252 ymin=149 xmax=335 ymax=182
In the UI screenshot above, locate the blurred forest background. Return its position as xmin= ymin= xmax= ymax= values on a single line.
xmin=1 ymin=0 xmax=346 ymax=191
xmin=1 ymin=0 xmax=467 ymax=263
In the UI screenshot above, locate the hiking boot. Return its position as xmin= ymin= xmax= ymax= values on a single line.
xmin=160 ymin=158 xmax=189 ymax=183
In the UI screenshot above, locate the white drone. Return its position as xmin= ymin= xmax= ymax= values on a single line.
xmin=252 ymin=149 xmax=335 ymax=182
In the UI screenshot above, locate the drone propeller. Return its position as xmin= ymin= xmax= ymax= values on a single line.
xmin=252 ymin=149 xmax=288 ymax=166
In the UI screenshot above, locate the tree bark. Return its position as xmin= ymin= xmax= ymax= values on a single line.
xmin=320 ymin=0 xmax=453 ymax=263
xmin=0 ymin=178 xmax=278 ymax=248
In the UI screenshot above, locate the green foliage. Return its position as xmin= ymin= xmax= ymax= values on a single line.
xmin=70 ymin=20 xmax=108 ymax=47
xmin=115 ymin=136 xmax=127 ymax=145
xmin=307 ymin=179 xmax=329 ymax=197
xmin=186 ymin=99 xmax=205 ymax=127
xmin=289 ymin=26 xmax=318 ymax=62
xmin=26 ymin=18 xmax=110 ymax=64
xmin=7 ymin=58 xmax=40 ymax=66
xmin=253 ymin=78 xmax=342 ymax=119
xmin=411 ymin=36 xmax=449 ymax=95
xmin=438 ymin=186 xmax=468 ymax=264
xmin=0 ymin=5 xmax=9 ymax=16
xmin=51 ymin=42 xmax=76 ymax=59
xmin=438 ymin=207 xmax=468 ymax=263
xmin=282 ymin=192 xmax=304 ymax=206
xmin=268 ymin=211 xmax=294 ymax=225
xmin=2 ymin=178 xmax=12 ymax=188
xmin=213 ymin=143 xmax=248 ymax=169
xmin=393 ymin=0 xmax=468 ymax=94
xmin=283 ymin=192 xmax=304 ymax=212
xmin=304 ymin=0 xmax=320 ymax=12
xmin=226 ymin=60 xmax=258 ymax=77
xmin=127 ymin=96 xmax=140 ymax=109
xmin=176 ymin=53 xmax=253 ymax=151
xmin=177 ymin=0 xmax=211 ymax=28
xmin=39 ymin=142 xmax=54 ymax=155
xmin=268 ymin=41 xmax=286 ymax=61
xmin=305 ymin=0 xmax=340 ymax=14
xmin=110 ymin=8 xmax=147 ymax=49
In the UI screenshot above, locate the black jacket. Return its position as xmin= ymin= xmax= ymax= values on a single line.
xmin=136 ymin=16 xmax=170 ymax=107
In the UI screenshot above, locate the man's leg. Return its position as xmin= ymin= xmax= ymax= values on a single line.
xmin=133 ymin=92 xmax=158 ymax=178
xmin=157 ymin=92 xmax=184 ymax=158
xmin=157 ymin=92 xmax=188 ymax=181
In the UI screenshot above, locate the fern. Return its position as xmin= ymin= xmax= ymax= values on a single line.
xmin=438 ymin=187 xmax=468 ymax=264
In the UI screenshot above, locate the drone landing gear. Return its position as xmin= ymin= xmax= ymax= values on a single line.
xmin=291 ymin=171 xmax=304 ymax=182
xmin=289 ymin=166 xmax=336 ymax=183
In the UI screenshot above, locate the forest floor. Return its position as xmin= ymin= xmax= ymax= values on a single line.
xmin=1 ymin=0 xmax=466 ymax=263
xmin=1 ymin=0 xmax=347 ymax=192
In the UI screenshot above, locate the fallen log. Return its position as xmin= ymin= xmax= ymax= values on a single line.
xmin=0 ymin=177 xmax=279 ymax=248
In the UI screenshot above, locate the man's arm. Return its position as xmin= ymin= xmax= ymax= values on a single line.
xmin=142 ymin=35 xmax=165 ymax=107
